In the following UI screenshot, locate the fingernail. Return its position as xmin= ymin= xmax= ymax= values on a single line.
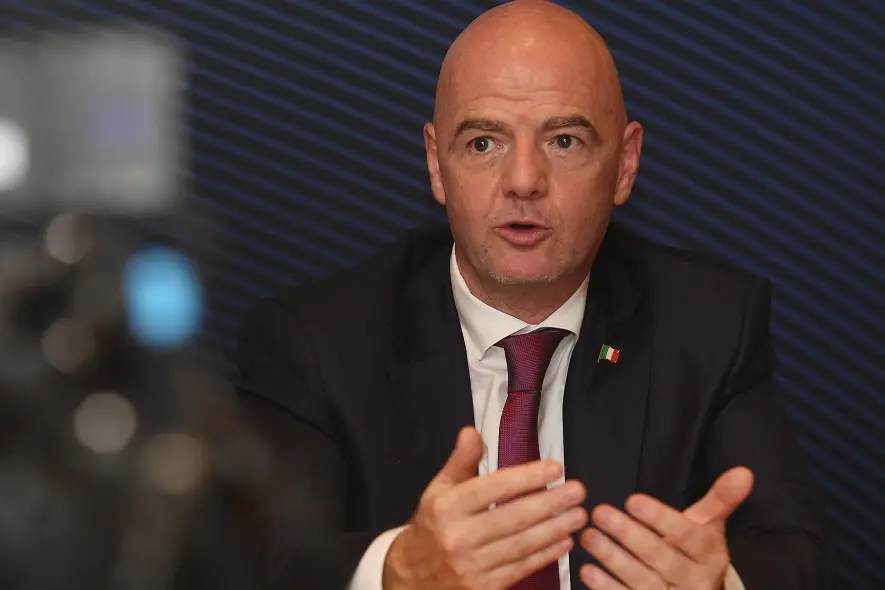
xmin=569 ymin=508 xmax=587 ymax=526
xmin=582 ymin=564 xmax=601 ymax=584
xmin=594 ymin=506 xmax=618 ymax=526
xmin=567 ymin=482 xmax=585 ymax=501
xmin=545 ymin=462 xmax=563 ymax=479
xmin=627 ymin=496 xmax=651 ymax=518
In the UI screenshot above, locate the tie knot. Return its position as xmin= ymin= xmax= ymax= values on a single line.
xmin=496 ymin=328 xmax=570 ymax=394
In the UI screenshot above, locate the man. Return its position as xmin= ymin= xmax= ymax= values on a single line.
xmin=236 ymin=1 xmax=827 ymax=589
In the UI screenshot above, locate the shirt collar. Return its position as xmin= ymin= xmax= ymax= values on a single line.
xmin=450 ymin=246 xmax=589 ymax=359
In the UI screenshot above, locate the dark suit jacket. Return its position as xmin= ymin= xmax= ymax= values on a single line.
xmin=236 ymin=223 xmax=828 ymax=590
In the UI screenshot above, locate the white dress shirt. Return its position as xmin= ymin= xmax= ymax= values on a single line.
xmin=348 ymin=246 xmax=744 ymax=590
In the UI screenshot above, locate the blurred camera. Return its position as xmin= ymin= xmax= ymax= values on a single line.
xmin=0 ymin=28 xmax=274 ymax=590
xmin=0 ymin=26 xmax=184 ymax=214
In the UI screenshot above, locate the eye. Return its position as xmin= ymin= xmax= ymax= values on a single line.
xmin=553 ymin=135 xmax=579 ymax=149
xmin=469 ymin=136 xmax=497 ymax=153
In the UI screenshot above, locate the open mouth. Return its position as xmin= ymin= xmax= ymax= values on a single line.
xmin=494 ymin=222 xmax=551 ymax=246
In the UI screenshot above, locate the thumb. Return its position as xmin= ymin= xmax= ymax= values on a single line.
xmin=433 ymin=426 xmax=483 ymax=488
xmin=684 ymin=466 xmax=754 ymax=525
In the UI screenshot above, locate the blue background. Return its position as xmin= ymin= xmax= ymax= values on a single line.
xmin=2 ymin=2 xmax=883 ymax=588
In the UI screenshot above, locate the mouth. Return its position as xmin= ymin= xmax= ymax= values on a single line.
xmin=497 ymin=219 xmax=550 ymax=230
xmin=493 ymin=221 xmax=552 ymax=247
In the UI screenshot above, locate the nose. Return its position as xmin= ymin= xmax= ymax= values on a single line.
xmin=501 ymin=137 xmax=548 ymax=200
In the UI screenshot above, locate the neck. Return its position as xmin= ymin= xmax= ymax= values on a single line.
xmin=459 ymin=263 xmax=589 ymax=325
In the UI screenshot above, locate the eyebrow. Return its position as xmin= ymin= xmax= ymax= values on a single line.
xmin=542 ymin=115 xmax=599 ymax=142
xmin=452 ymin=118 xmax=506 ymax=140
xmin=450 ymin=114 xmax=600 ymax=150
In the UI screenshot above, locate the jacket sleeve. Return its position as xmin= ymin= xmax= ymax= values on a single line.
xmin=236 ymin=297 xmax=375 ymax=590
xmin=701 ymin=278 xmax=831 ymax=589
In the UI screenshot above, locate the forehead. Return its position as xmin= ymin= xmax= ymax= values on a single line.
xmin=441 ymin=39 xmax=613 ymax=129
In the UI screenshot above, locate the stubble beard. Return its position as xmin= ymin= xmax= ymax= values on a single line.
xmin=478 ymin=243 xmax=568 ymax=286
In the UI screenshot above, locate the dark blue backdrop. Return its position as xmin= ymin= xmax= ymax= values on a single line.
xmin=2 ymin=2 xmax=883 ymax=588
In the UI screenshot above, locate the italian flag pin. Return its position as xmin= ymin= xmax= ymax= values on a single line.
xmin=598 ymin=344 xmax=620 ymax=363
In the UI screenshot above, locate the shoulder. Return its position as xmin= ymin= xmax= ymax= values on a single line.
xmin=605 ymin=225 xmax=772 ymax=369
xmin=609 ymin=224 xmax=771 ymax=314
xmin=239 ymin=224 xmax=453 ymax=340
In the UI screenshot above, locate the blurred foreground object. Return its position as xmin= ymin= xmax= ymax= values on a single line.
xmin=0 ymin=27 xmax=184 ymax=214
xmin=0 ymin=28 xmax=277 ymax=590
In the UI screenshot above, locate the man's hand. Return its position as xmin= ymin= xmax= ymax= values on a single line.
xmin=578 ymin=467 xmax=754 ymax=589
xmin=383 ymin=426 xmax=587 ymax=590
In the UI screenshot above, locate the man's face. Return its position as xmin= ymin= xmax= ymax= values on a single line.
xmin=425 ymin=41 xmax=640 ymax=288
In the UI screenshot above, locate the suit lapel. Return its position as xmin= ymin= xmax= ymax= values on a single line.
xmin=389 ymin=235 xmax=475 ymax=513
xmin=564 ymin=230 xmax=653 ymax=578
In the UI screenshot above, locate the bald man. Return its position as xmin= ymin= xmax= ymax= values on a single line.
xmin=236 ymin=2 xmax=827 ymax=589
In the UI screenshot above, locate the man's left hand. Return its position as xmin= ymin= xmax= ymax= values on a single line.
xmin=578 ymin=466 xmax=754 ymax=589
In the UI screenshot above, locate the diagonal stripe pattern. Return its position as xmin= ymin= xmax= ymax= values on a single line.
xmin=1 ymin=2 xmax=883 ymax=587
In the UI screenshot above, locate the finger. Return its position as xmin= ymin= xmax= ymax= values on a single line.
xmin=683 ymin=467 xmax=754 ymax=525
xmin=591 ymin=504 xmax=696 ymax=584
xmin=625 ymin=495 xmax=723 ymax=561
xmin=478 ymin=504 xmax=587 ymax=569
xmin=492 ymin=536 xmax=573 ymax=589
xmin=467 ymin=480 xmax=585 ymax=546
xmin=432 ymin=427 xmax=484 ymax=488
xmin=579 ymin=563 xmax=628 ymax=590
xmin=451 ymin=459 xmax=564 ymax=513
xmin=581 ymin=527 xmax=669 ymax=589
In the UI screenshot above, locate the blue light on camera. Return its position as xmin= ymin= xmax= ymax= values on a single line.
xmin=122 ymin=246 xmax=202 ymax=349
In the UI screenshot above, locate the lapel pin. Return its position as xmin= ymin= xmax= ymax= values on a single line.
xmin=598 ymin=344 xmax=620 ymax=363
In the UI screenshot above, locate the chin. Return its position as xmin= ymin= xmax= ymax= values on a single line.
xmin=473 ymin=245 xmax=565 ymax=285
xmin=485 ymin=261 xmax=559 ymax=285
xmin=491 ymin=273 xmax=557 ymax=285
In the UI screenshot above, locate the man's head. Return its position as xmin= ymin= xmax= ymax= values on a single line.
xmin=424 ymin=0 xmax=642 ymax=308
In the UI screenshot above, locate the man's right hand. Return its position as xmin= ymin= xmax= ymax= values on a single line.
xmin=382 ymin=426 xmax=587 ymax=590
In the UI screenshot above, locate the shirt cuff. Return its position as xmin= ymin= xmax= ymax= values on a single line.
xmin=724 ymin=563 xmax=745 ymax=590
xmin=347 ymin=525 xmax=408 ymax=590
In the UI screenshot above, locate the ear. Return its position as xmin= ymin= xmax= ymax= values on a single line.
xmin=613 ymin=121 xmax=643 ymax=207
xmin=424 ymin=122 xmax=447 ymax=206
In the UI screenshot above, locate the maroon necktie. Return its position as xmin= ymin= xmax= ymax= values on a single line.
xmin=496 ymin=328 xmax=569 ymax=590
